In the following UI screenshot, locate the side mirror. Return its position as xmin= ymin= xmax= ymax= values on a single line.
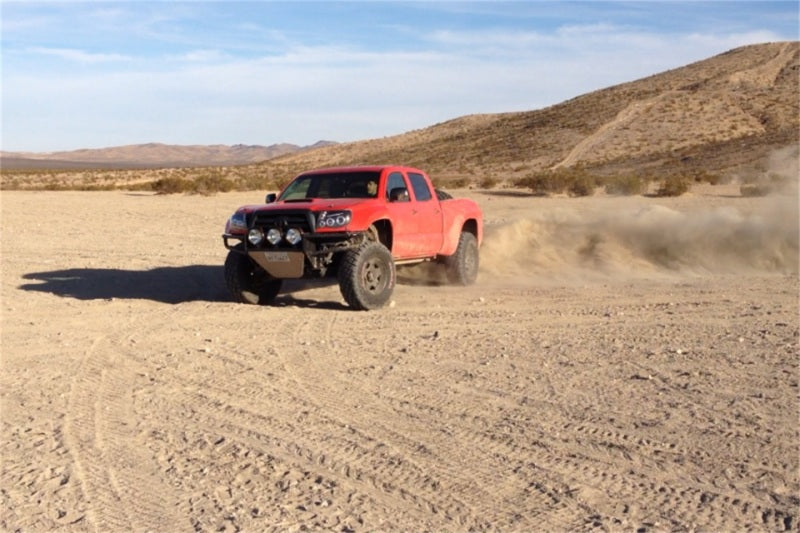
xmin=389 ymin=187 xmax=410 ymax=202
xmin=265 ymin=193 xmax=277 ymax=203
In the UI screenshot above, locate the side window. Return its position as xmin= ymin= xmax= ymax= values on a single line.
xmin=408 ymin=172 xmax=432 ymax=201
xmin=386 ymin=172 xmax=408 ymax=200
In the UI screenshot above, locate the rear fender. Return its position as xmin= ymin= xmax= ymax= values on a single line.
xmin=441 ymin=217 xmax=479 ymax=256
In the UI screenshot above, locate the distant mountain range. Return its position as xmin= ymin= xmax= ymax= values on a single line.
xmin=0 ymin=141 xmax=337 ymax=170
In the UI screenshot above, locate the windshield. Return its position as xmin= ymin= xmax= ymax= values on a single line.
xmin=280 ymin=171 xmax=381 ymax=201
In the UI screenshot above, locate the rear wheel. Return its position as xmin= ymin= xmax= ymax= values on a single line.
xmin=224 ymin=246 xmax=282 ymax=304
xmin=338 ymin=242 xmax=396 ymax=310
xmin=445 ymin=231 xmax=479 ymax=285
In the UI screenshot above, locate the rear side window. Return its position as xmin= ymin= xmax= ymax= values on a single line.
xmin=408 ymin=172 xmax=432 ymax=201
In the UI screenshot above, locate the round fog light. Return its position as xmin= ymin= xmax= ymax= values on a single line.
xmin=285 ymin=228 xmax=302 ymax=245
xmin=247 ymin=228 xmax=264 ymax=245
xmin=266 ymin=228 xmax=282 ymax=245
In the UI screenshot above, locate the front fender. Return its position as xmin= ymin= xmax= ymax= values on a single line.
xmin=345 ymin=201 xmax=390 ymax=232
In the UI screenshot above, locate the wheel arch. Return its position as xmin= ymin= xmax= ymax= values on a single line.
xmin=462 ymin=218 xmax=479 ymax=239
xmin=369 ymin=218 xmax=393 ymax=251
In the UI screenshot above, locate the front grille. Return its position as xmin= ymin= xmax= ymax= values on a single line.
xmin=250 ymin=210 xmax=315 ymax=232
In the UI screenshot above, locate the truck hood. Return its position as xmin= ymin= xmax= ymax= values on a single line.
xmin=239 ymin=197 xmax=378 ymax=213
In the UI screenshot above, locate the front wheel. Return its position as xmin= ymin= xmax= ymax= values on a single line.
xmin=445 ymin=232 xmax=479 ymax=285
xmin=338 ymin=242 xmax=396 ymax=310
xmin=224 ymin=246 xmax=282 ymax=304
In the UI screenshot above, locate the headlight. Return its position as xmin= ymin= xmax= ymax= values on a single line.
xmin=285 ymin=228 xmax=303 ymax=245
xmin=226 ymin=212 xmax=247 ymax=234
xmin=266 ymin=228 xmax=282 ymax=245
xmin=317 ymin=210 xmax=351 ymax=229
xmin=248 ymin=228 xmax=264 ymax=245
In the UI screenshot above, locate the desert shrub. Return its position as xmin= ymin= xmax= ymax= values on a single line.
xmin=514 ymin=173 xmax=556 ymax=195
xmin=604 ymin=174 xmax=645 ymax=195
xmin=515 ymin=167 xmax=599 ymax=196
xmin=1 ymin=177 xmax=20 ymax=190
xmin=548 ymin=170 xmax=573 ymax=194
xmin=76 ymin=183 xmax=116 ymax=191
xmin=151 ymin=176 xmax=192 ymax=194
xmin=480 ymin=176 xmax=498 ymax=189
xmin=690 ymin=170 xmax=725 ymax=185
xmin=127 ymin=181 xmax=154 ymax=192
xmin=450 ymin=176 xmax=471 ymax=188
xmin=239 ymin=173 xmax=277 ymax=191
xmin=567 ymin=173 xmax=596 ymax=197
xmin=40 ymin=178 xmax=70 ymax=191
xmin=740 ymin=183 xmax=771 ymax=197
xmin=193 ymin=172 xmax=235 ymax=194
xmin=655 ymin=176 xmax=690 ymax=197
xmin=514 ymin=172 xmax=566 ymax=195
xmin=149 ymin=171 xmax=235 ymax=195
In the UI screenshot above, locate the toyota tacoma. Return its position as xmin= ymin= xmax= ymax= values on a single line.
xmin=222 ymin=165 xmax=483 ymax=310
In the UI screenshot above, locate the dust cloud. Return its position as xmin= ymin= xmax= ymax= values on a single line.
xmin=479 ymin=196 xmax=798 ymax=283
xmin=478 ymin=145 xmax=799 ymax=283
xmin=766 ymin=145 xmax=799 ymax=191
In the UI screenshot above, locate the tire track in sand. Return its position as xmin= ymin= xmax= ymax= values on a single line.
xmin=279 ymin=307 xmax=797 ymax=531
xmin=63 ymin=331 xmax=186 ymax=532
xmin=271 ymin=312 xmax=570 ymax=530
xmin=115 ymin=312 xmax=470 ymax=530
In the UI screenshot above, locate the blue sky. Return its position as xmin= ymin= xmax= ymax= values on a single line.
xmin=2 ymin=1 xmax=797 ymax=152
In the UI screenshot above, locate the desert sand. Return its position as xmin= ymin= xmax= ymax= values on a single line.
xmin=1 ymin=185 xmax=798 ymax=532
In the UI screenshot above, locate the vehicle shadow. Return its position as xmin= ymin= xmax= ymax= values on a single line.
xmin=19 ymin=265 xmax=441 ymax=308
xmin=20 ymin=266 xmax=230 ymax=304
xmin=18 ymin=267 xmax=344 ymax=308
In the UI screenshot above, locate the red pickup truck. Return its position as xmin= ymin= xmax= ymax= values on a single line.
xmin=222 ymin=165 xmax=483 ymax=310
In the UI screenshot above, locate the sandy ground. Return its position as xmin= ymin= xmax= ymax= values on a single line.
xmin=1 ymin=186 xmax=798 ymax=532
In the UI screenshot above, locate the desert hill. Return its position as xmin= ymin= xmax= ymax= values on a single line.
xmin=0 ymin=141 xmax=336 ymax=170
xmin=261 ymin=41 xmax=798 ymax=182
xmin=1 ymin=42 xmax=797 ymax=190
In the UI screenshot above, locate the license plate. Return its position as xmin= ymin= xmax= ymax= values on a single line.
xmin=263 ymin=251 xmax=290 ymax=262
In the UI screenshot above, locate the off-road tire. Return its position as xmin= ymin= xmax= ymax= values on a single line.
xmin=224 ymin=246 xmax=282 ymax=304
xmin=338 ymin=242 xmax=396 ymax=310
xmin=445 ymin=231 xmax=479 ymax=285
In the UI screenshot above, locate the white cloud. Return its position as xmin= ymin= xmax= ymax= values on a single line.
xmin=2 ymin=5 xmax=793 ymax=152
xmin=167 ymin=49 xmax=231 ymax=63
xmin=27 ymin=46 xmax=132 ymax=64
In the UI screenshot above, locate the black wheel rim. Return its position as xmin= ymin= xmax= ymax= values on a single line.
xmin=362 ymin=257 xmax=387 ymax=294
